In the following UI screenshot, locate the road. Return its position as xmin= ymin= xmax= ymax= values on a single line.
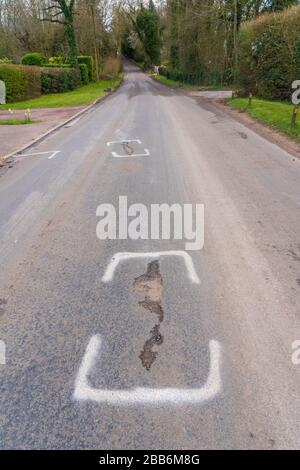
xmin=0 ymin=62 xmax=300 ymax=450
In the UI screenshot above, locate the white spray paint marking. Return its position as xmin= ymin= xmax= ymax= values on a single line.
xmin=14 ymin=151 xmax=61 ymax=161
xmin=47 ymin=151 xmax=61 ymax=160
xmin=111 ymin=149 xmax=150 ymax=158
xmin=0 ymin=341 xmax=6 ymax=365
xmin=102 ymin=251 xmax=201 ymax=284
xmin=107 ymin=139 xmax=150 ymax=158
xmin=74 ymin=335 xmax=221 ymax=405
xmin=107 ymin=139 xmax=142 ymax=147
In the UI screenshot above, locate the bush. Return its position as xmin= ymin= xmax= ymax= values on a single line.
xmin=159 ymin=66 xmax=203 ymax=85
xmin=41 ymin=66 xmax=81 ymax=94
xmin=238 ymin=5 xmax=300 ymax=100
xmin=21 ymin=52 xmax=46 ymax=67
xmin=48 ymin=56 xmax=65 ymax=66
xmin=0 ymin=65 xmax=41 ymax=102
xmin=79 ymin=63 xmax=89 ymax=85
xmin=43 ymin=63 xmax=71 ymax=68
xmin=77 ymin=56 xmax=94 ymax=81
xmin=0 ymin=58 xmax=12 ymax=64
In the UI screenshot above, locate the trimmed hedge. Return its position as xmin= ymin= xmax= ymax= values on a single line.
xmin=238 ymin=5 xmax=300 ymax=100
xmin=159 ymin=66 xmax=204 ymax=85
xmin=0 ymin=65 xmax=41 ymax=103
xmin=79 ymin=64 xmax=89 ymax=85
xmin=48 ymin=56 xmax=65 ymax=66
xmin=77 ymin=56 xmax=94 ymax=81
xmin=21 ymin=52 xmax=46 ymax=67
xmin=0 ymin=63 xmax=84 ymax=103
xmin=41 ymin=67 xmax=81 ymax=94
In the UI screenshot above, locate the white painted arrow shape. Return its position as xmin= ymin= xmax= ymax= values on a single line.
xmin=14 ymin=150 xmax=61 ymax=160
xmin=102 ymin=251 xmax=201 ymax=284
xmin=74 ymin=335 xmax=221 ymax=405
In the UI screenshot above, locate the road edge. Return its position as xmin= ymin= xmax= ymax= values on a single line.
xmin=206 ymin=98 xmax=300 ymax=160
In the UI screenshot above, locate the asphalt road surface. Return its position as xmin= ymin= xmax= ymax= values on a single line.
xmin=0 ymin=62 xmax=300 ymax=450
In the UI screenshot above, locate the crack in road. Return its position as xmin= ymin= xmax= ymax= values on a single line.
xmin=133 ymin=261 xmax=164 ymax=371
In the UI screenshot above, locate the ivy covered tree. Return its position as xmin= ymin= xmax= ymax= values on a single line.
xmin=44 ymin=0 xmax=78 ymax=67
xmin=135 ymin=1 xmax=161 ymax=66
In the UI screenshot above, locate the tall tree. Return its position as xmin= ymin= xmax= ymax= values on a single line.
xmin=44 ymin=0 xmax=78 ymax=66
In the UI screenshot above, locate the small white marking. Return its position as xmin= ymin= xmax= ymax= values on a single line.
xmin=0 ymin=341 xmax=6 ymax=365
xmin=107 ymin=140 xmax=142 ymax=147
xmin=111 ymin=149 xmax=150 ymax=158
xmin=47 ymin=151 xmax=61 ymax=160
xmin=14 ymin=151 xmax=61 ymax=161
xmin=102 ymin=251 xmax=200 ymax=284
xmin=74 ymin=335 xmax=221 ymax=405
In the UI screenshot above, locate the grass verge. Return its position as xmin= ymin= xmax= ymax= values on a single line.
xmin=227 ymin=97 xmax=300 ymax=142
xmin=0 ymin=119 xmax=37 ymax=125
xmin=0 ymin=74 xmax=123 ymax=110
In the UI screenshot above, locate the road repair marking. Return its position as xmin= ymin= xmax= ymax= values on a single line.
xmin=107 ymin=139 xmax=142 ymax=146
xmin=112 ymin=149 xmax=150 ymax=158
xmin=102 ymin=251 xmax=201 ymax=284
xmin=73 ymin=335 xmax=221 ymax=405
xmin=0 ymin=340 xmax=6 ymax=365
xmin=106 ymin=140 xmax=150 ymax=158
xmin=14 ymin=150 xmax=61 ymax=160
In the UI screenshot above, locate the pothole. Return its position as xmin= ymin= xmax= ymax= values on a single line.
xmin=122 ymin=142 xmax=134 ymax=156
xmin=133 ymin=261 xmax=165 ymax=371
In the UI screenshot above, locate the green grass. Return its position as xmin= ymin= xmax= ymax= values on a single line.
xmin=153 ymin=74 xmax=235 ymax=91
xmin=227 ymin=97 xmax=300 ymax=142
xmin=0 ymin=74 xmax=123 ymax=110
xmin=0 ymin=119 xmax=36 ymax=125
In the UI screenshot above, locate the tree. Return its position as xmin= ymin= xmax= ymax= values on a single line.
xmin=44 ymin=0 xmax=78 ymax=67
xmin=135 ymin=2 xmax=161 ymax=65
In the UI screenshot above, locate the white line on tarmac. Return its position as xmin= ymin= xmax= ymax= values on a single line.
xmin=47 ymin=151 xmax=61 ymax=160
xmin=111 ymin=149 xmax=150 ymax=158
xmin=0 ymin=340 xmax=6 ymax=365
xmin=102 ymin=251 xmax=201 ymax=284
xmin=14 ymin=150 xmax=61 ymax=160
xmin=73 ymin=335 xmax=221 ymax=405
xmin=107 ymin=140 xmax=142 ymax=146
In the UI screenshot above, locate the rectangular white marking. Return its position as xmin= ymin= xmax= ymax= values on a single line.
xmin=102 ymin=251 xmax=201 ymax=284
xmin=74 ymin=335 xmax=221 ymax=405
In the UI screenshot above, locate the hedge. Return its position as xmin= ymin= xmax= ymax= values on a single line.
xmin=238 ymin=5 xmax=300 ymax=100
xmin=78 ymin=63 xmax=89 ymax=85
xmin=0 ymin=65 xmax=41 ymax=102
xmin=21 ymin=52 xmax=46 ymax=67
xmin=0 ymin=64 xmax=82 ymax=102
xmin=77 ymin=56 xmax=94 ymax=81
xmin=48 ymin=56 xmax=65 ymax=66
xmin=41 ymin=67 xmax=81 ymax=94
xmin=159 ymin=65 xmax=204 ymax=85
